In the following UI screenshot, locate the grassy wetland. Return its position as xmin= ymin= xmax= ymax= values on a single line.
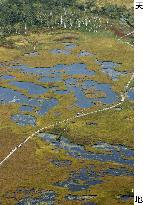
xmin=0 ymin=1 xmax=133 ymax=204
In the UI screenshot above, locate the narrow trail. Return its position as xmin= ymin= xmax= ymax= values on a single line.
xmin=0 ymin=32 xmax=134 ymax=168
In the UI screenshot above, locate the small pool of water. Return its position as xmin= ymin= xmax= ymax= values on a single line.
xmin=20 ymin=105 xmax=34 ymax=112
xmin=36 ymin=98 xmax=58 ymax=115
xmin=9 ymin=81 xmax=48 ymax=95
xmin=11 ymin=64 xmax=61 ymax=76
xmin=55 ymin=165 xmax=133 ymax=193
xmin=101 ymin=168 xmax=133 ymax=176
xmin=70 ymin=86 xmax=95 ymax=108
xmin=120 ymin=195 xmax=134 ymax=201
xmin=67 ymin=63 xmax=95 ymax=76
xmin=84 ymin=202 xmax=97 ymax=205
xmin=97 ymin=61 xmax=126 ymax=80
xmin=82 ymin=80 xmax=118 ymax=104
xmin=50 ymin=43 xmax=76 ymax=55
xmin=11 ymin=114 xmax=36 ymax=126
xmin=78 ymin=51 xmax=93 ymax=57
xmin=127 ymin=88 xmax=134 ymax=101
xmin=17 ymin=191 xmax=56 ymax=205
xmin=0 ymin=75 xmax=16 ymax=80
xmin=64 ymin=79 xmax=118 ymax=108
xmin=55 ymin=166 xmax=133 ymax=193
xmin=0 ymin=87 xmax=29 ymax=104
xmin=97 ymin=61 xmax=119 ymax=69
xmin=93 ymin=142 xmax=134 ymax=159
xmin=38 ymin=133 xmax=134 ymax=166
xmin=50 ymin=49 xmax=71 ymax=55
xmin=65 ymin=195 xmax=96 ymax=201
xmin=64 ymin=78 xmax=77 ymax=86
xmin=55 ymin=167 xmax=102 ymax=192
xmin=39 ymin=76 xmax=61 ymax=83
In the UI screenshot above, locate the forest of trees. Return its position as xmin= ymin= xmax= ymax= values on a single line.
xmin=0 ymin=0 xmax=133 ymax=36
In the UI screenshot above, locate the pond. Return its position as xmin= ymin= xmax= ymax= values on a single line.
xmin=17 ymin=191 xmax=56 ymax=205
xmin=0 ymin=75 xmax=16 ymax=80
xmin=8 ymin=61 xmax=121 ymax=122
xmin=81 ymin=80 xmax=118 ymax=104
xmin=11 ymin=60 xmax=125 ymax=84
xmin=0 ymin=87 xmax=58 ymax=115
xmin=50 ymin=43 xmax=76 ymax=55
xmin=67 ymin=63 xmax=95 ymax=75
xmin=120 ymin=195 xmax=134 ymax=201
xmin=93 ymin=142 xmax=134 ymax=159
xmin=84 ymin=202 xmax=97 ymax=205
xmin=100 ymin=168 xmax=133 ymax=176
xmin=50 ymin=48 xmax=71 ymax=55
xmin=65 ymin=195 xmax=96 ymax=202
xmin=127 ymin=88 xmax=134 ymax=101
xmin=11 ymin=63 xmax=119 ymax=108
xmin=20 ymin=105 xmax=34 ymax=112
xmin=78 ymin=51 xmax=93 ymax=57
xmin=36 ymin=98 xmax=58 ymax=115
xmin=55 ymin=164 xmax=133 ymax=193
xmin=40 ymin=76 xmax=62 ymax=83
xmin=0 ymin=86 xmax=58 ymax=119
xmin=38 ymin=133 xmax=134 ymax=166
xmin=11 ymin=114 xmax=36 ymax=126
xmin=11 ymin=63 xmax=95 ymax=77
xmin=96 ymin=60 xmax=126 ymax=80
xmin=55 ymin=167 xmax=103 ymax=192
xmin=69 ymin=86 xmax=95 ymax=108
xmin=9 ymin=81 xmax=49 ymax=95
xmin=0 ymin=87 xmax=30 ymax=104
xmin=63 ymin=78 xmax=118 ymax=107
